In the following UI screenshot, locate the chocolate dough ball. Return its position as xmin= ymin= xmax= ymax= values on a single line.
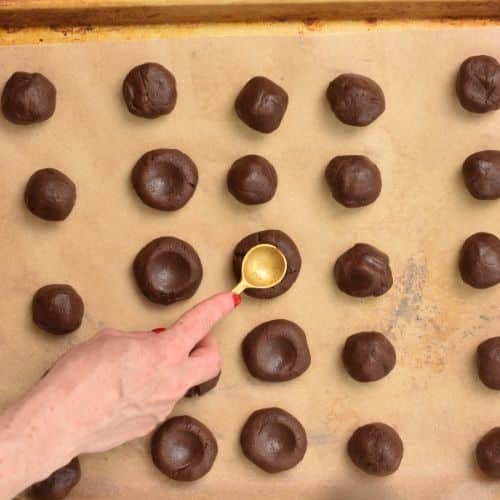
xmin=240 ymin=407 xmax=307 ymax=473
xmin=459 ymin=232 xmax=500 ymax=289
xmin=133 ymin=237 xmax=203 ymax=305
xmin=242 ymin=319 xmax=310 ymax=382
xmin=456 ymin=55 xmax=500 ymax=113
xmin=122 ymin=63 xmax=177 ymax=118
xmin=31 ymin=457 xmax=81 ymax=500
xmin=477 ymin=428 xmax=500 ymax=478
xmin=325 ymin=155 xmax=382 ymax=208
xmin=462 ymin=150 xmax=500 ymax=200
xmin=185 ymin=372 xmax=221 ymax=397
xmin=227 ymin=155 xmax=277 ymax=205
xmin=25 ymin=168 xmax=76 ymax=221
xmin=2 ymin=72 xmax=56 ymax=125
xmin=347 ymin=423 xmax=403 ymax=476
xmin=342 ymin=331 xmax=396 ymax=382
xmin=234 ymin=76 xmax=288 ymax=133
xmin=132 ymin=149 xmax=198 ymax=211
xmin=326 ymin=74 xmax=385 ymax=126
xmin=32 ymin=284 xmax=84 ymax=335
xmin=232 ymin=229 xmax=301 ymax=298
xmin=477 ymin=337 xmax=500 ymax=389
xmin=334 ymin=243 xmax=393 ymax=298
xmin=151 ymin=416 xmax=217 ymax=481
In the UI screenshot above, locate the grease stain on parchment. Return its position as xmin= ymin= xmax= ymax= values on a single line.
xmin=385 ymin=256 xmax=449 ymax=373
xmin=386 ymin=256 xmax=436 ymax=337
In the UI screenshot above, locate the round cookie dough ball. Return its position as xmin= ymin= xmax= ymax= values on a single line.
xmin=325 ymin=155 xmax=382 ymax=208
xmin=476 ymin=427 xmax=500 ymax=478
xmin=459 ymin=232 xmax=500 ymax=289
xmin=31 ymin=457 xmax=81 ymax=500
xmin=235 ymin=76 xmax=288 ymax=133
xmin=133 ymin=237 xmax=203 ymax=305
xmin=347 ymin=423 xmax=403 ymax=476
xmin=232 ymin=229 xmax=301 ymax=299
xmin=185 ymin=372 xmax=221 ymax=398
xmin=242 ymin=319 xmax=311 ymax=382
xmin=240 ymin=407 xmax=307 ymax=473
xmin=342 ymin=331 xmax=396 ymax=382
xmin=132 ymin=149 xmax=198 ymax=211
xmin=122 ymin=63 xmax=177 ymax=118
xmin=477 ymin=337 xmax=500 ymax=389
xmin=334 ymin=243 xmax=393 ymax=298
xmin=25 ymin=168 xmax=76 ymax=221
xmin=326 ymin=74 xmax=385 ymax=127
xmin=462 ymin=150 xmax=500 ymax=200
xmin=2 ymin=72 xmax=56 ymax=125
xmin=227 ymin=155 xmax=277 ymax=205
xmin=151 ymin=416 xmax=217 ymax=481
xmin=32 ymin=284 xmax=84 ymax=335
xmin=456 ymin=55 xmax=500 ymax=113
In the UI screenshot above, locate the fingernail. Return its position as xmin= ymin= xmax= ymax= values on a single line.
xmin=151 ymin=327 xmax=166 ymax=334
xmin=232 ymin=293 xmax=241 ymax=307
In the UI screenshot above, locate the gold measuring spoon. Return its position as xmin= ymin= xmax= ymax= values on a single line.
xmin=232 ymin=244 xmax=287 ymax=295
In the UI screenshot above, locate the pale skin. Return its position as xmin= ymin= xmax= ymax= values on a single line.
xmin=0 ymin=291 xmax=236 ymax=500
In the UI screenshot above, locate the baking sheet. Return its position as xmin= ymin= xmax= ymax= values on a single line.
xmin=0 ymin=26 xmax=499 ymax=500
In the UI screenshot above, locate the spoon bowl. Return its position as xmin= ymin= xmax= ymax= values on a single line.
xmin=232 ymin=244 xmax=287 ymax=295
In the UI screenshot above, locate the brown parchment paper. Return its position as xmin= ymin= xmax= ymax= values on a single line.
xmin=0 ymin=25 xmax=499 ymax=500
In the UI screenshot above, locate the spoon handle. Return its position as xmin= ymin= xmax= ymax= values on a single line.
xmin=232 ymin=280 xmax=247 ymax=294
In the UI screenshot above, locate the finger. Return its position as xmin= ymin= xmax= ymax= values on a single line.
xmin=167 ymin=292 xmax=235 ymax=349
xmin=186 ymin=334 xmax=221 ymax=387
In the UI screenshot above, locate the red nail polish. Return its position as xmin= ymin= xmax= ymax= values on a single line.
xmin=152 ymin=327 xmax=166 ymax=334
xmin=232 ymin=293 xmax=241 ymax=307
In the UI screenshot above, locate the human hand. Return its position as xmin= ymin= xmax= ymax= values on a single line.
xmin=0 ymin=291 xmax=237 ymax=499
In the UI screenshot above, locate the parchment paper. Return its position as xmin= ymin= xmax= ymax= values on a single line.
xmin=0 ymin=26 xmax=499 ymax=500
